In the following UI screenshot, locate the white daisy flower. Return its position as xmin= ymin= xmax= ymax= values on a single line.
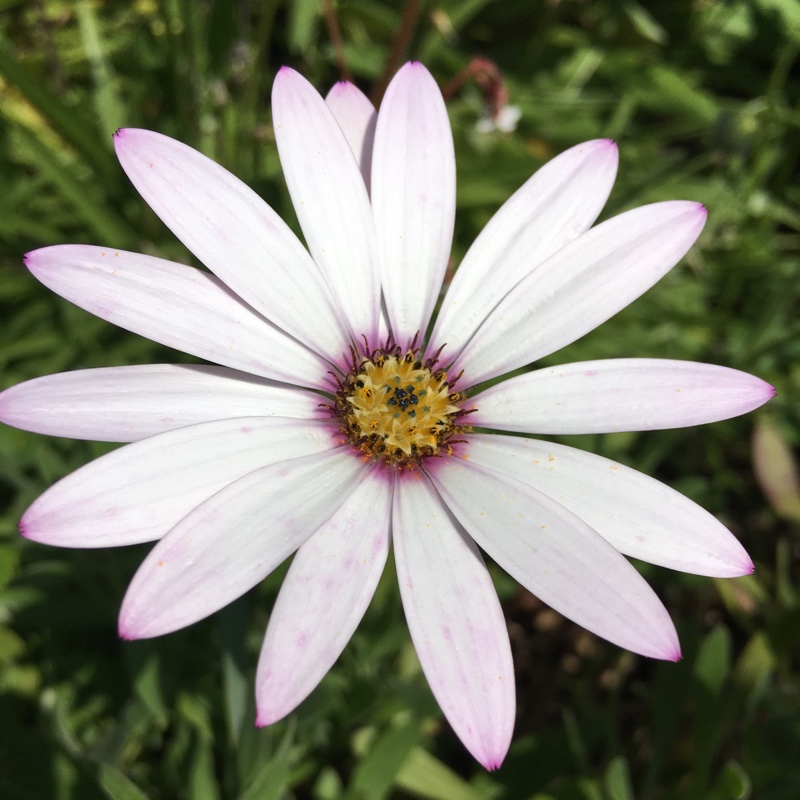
xmin=0 ymin=62 xmax=773 ymax=769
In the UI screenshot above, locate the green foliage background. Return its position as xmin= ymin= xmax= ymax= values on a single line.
xmin=1 ymin=1 xmax=799 ymax=798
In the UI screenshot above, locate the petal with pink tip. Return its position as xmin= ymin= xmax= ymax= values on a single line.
xmin=113 ymin=128 xmax=349 ymax=362
xmin=21 ymin=418 xmax=338 ymax=548
xmin=465 ymin=434 xmax=753 ymax=577
xmin=325 ymin=82 xmax=377 ymax=194
xmin=119 ymin=448 xmax=364 ymax=639
xmin=372 ymin=63 xmax=456 ymax=346
xmin=456 ymin=201 xmax=708 ymax=385
xmin=25 ymin=246 xmax=329 ymax=389
xmin=273 ymin=68 xmax=380 ymax=344
xmin=393 ymin=475 xmax=515 ymax=770
xmin=0 ymin=364 xmax=321 ymax=442
xmin=471 ymin=359 xmax=776 ymax=434
xmin=430 ymin=458 xmax=680 ymax=660
xmin=431 ymin=139 xmax=618 ymax=362
xmin=256 ymin=469 xmax=392 ymax=725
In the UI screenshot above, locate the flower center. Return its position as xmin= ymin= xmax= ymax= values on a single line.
xmin=330 ymin=343 xmax=470 ymax=469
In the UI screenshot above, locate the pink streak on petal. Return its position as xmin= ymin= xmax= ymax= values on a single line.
xmin=118 ymin=621 xmax=138 ymax=641
xmin=393 ymin=476 xmax=515 ymax=768
xmin=255 ymin=470 xmax=391 ymax=726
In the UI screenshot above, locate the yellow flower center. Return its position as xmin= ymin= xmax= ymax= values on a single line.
xmin=332 ymin=346 xmax=468 ymax=469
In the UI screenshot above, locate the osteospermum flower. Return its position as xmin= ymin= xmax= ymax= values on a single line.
xmin=0 ymin=63 xmax=774 ymax=769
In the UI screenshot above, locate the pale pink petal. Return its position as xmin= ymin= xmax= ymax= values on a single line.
xmin=25 ymin=246 xmax=329 ymax=389
xmin=21 ymin=418 xmax=338 ymax=548
xmin=393 ymin=475 xmax=514 ymax=769
xmin=325 ymin=82 xmax=377 ymax=194
xmin=273 ymin=68 xmax=380 ymax=345
xmin=119 ymin=448 xmax=364 ymax=639
xmin=256 ymin=469 xmax=392 ymax=725
xmin=430 ymin=459 xmax=680 ymax=660
xmin=0 ymin=364 xmax=321 ymax=442
xmin=471 ymin=359 xmax=775 ymax=434
xmin=456 ymin=202 xmax=708 ymax=385
xmin=465 ymin=434 xmax=753 ymax=577
xmin=371 ymin=63 xmax=456 ymax=346
xmin=113 ymin=128 xmax=349 ymax=362
xmin=431 ymin=139 xmax=618 ymax=362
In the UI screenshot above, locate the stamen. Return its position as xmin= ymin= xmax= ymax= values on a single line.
xmin=329 ymin=343 xmax=470 ymax=470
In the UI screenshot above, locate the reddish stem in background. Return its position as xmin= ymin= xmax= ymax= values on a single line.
xmin=322 ymin=0 xmax=351 ymax=82
xmin=371 ymin=0 xmax=421 ymax=105
xmin=443 ymin=56 xmax=510 ymax=119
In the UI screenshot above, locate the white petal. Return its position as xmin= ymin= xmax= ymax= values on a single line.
xmin=371 ymin=63 xmax=456 ymax=346
xmin=465 ymin=434 xmax=753 ymax=577
xmin=431 ymin=140 xmax=618 ymax=362
xmin=119 ymin=448 xmax=365 ymax=638
xmin=430 ymin=458 xmax=680 ymax=660
xmin=21 ymin=418 xmax=338 ymax=548
xmin=256 ymin=469 xmax=392 ymax=724
xmin=0 ymin=364 xmax=322 ymax=442
xmin=393 ymin=475 xmax=515 ymax=769
xmin=273 ymin=68 xmax=380 ymax=345
xmin=325 ymin=82 xmax=377 ymax=194
xmin=471 ymin=359 xmax=776 ymax=434
xmin=456 ymin=201 xmax=708 ymax=385
xmin=25 ymin=245 xmax=329 ymax=389
xmin=113 ymin=128 xmax=349 ymax=362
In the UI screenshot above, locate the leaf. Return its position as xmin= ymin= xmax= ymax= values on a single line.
xmin=713 ymin=760 xmax=752 ymax=800
xmin=622 ymin=1 xmax=668 ymax=45
xmin=13 ymin=121 xmax=135 ymax=245
xmin=76 ymin=0 xmax=128 ymax=140
xmin=98 ymin=763 xmax=150 ymax=800
xmin=646 ymin=65 xmax=719 ymax=124
xmin=0 ymin=32 xmax=117 ymax=181
xmin=132 ymin=650 xmax=168 ymax=722
xmin=694 ymin=626 xmax=732 ymax=697
xmin=752 ymin=418 xmax=800 ymax=521
xmin=218 ymin=598 xmax=249 ymax=747
xmin=287 ymin=0 xmax=321 ymax=56
xmin=238 ymin=724 xmax=294 ymax=800
xmin=347 ymin=720 xmax=420 ymax=800
xmin=754 ymin=0 xmax=800 ymax=41
xmin=604 ymin=756 xmax=635 ymax=800
xmin=188 ymin=735 xmax=221 ymax=800
xmin=395 ymin=747 xmax=485 ymax=800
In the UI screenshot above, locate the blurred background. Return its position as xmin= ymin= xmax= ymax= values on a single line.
xmin=0 ymin=1 xmax=799 ymax=798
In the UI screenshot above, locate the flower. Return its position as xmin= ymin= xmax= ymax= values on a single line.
xmin=475 ymin=103 xmax=522 ymax=134
xmin=0 ymin=62 xmax=774 ymax=769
